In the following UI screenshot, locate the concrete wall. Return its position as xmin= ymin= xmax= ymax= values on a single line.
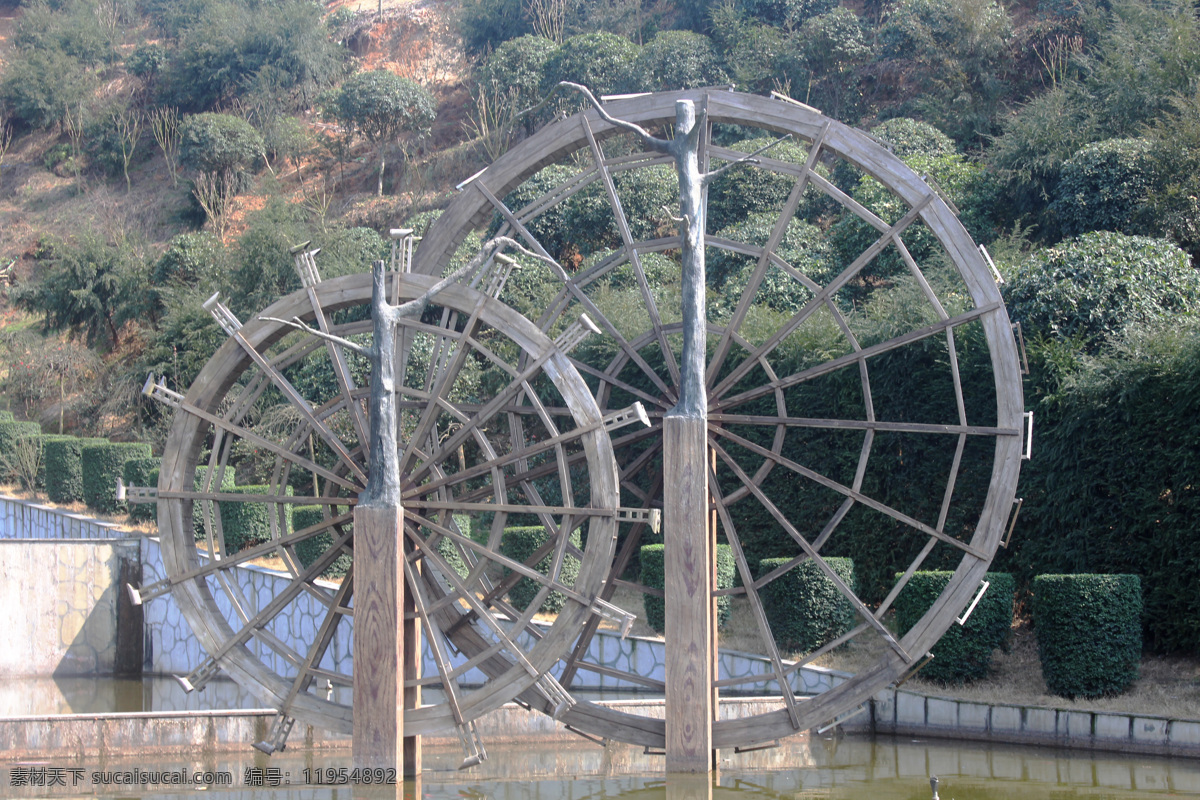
xmin=0 ymin=538 xmax=142 ymax=676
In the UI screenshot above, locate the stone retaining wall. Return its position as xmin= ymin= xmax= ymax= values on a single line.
xmin=0 ymin=495 xmax=126 ymax=540
xmin=873 ymin=687 xmax=1200 ymax=757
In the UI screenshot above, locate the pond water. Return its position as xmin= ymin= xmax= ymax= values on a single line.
xmin=3 ymin=734 xmax=1196 ymax=799
xmin=0 ymin=675 xmax=269 ymax=715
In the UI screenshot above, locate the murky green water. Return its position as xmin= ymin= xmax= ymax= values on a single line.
xmin=3 ymin=735 xmax=1196 ymax=799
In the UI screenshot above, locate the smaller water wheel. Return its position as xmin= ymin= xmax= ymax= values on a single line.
xmin=131 ymin=246 xmax=651 ymax=758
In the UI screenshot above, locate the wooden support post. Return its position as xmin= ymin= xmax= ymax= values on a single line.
xmin=663 ymin=414 xmax=715 ymax=773
xmin=353 ymin=504 xmax=407 ymax=772
xmin=402 ymin=541 xmax=422 ymax=777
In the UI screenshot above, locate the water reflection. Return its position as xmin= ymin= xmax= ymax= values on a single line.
xmin=3 ymin=736 xmax=1195 ymax=799
xmin=0 ymin=676 xmax=269 ymax=715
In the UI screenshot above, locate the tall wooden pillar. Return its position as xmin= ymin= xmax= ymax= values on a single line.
xmin=402 ymin=541 xmax=421 ymax=777
xmin=353 ymin=504 xmax=408 ymax=772
xmin=663 ymin=415 xmax=715 ymax=773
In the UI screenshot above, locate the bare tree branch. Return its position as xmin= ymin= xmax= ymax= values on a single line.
xmin=517 ymin=82 xmax=671 ymax=154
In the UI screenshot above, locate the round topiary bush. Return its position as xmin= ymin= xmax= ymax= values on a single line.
xmin=1031 ymin=574 xmax=1142 ymax=698
xmin=893 ymin=571 xmax=1015 ymax=683
xmin=82 ymin=442 xmax=152 ymax=513
xmin=44 ymin=437 xmax=107 ymax=503
xmin=218 ymin=484 xmax=293 ymax=555
xmin=1051 ymin=138 xmax=1154 ymax=238
xmin=1004 ymin=232 xmax=1200 ymax=351
xmin=500 ymin=525 xmax=583 ymax=614
xmin=758 ymin=556 xmax=855 ymax=654
xmin=639 ymin=543 xmax=736 ymax=634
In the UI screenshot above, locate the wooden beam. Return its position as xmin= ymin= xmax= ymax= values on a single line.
xmin=353 ymin=504 xmax=407 ymax=772
xmin=663 ymin=415 xmax=714 ymax=773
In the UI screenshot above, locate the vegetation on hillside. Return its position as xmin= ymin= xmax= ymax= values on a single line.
xmin=0 ymin=0 xmax=1198 ymax=657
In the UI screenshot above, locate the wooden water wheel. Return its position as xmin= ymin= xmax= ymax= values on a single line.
xmin=135 ymin=265 xmax=656 ymax=755
xmin=410 ymin=89 xmax=1026 ymax=749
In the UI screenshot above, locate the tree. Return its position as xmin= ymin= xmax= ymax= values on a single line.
xmin=0 ymin=47 xmax=95 ymax=129
xmin=325 ymin=70 xmax=436 ymax=197
xmin=179 ymin=112 xmax=263 ymax=176
xmin=876 ymin=0 xmax=1014 ymax=144
xmin=738 ymin=0 xmax=837 ymax=27
xmin=14 ymin=234 xmax=145 ymax=347
xmin=798 ymin=8 xmax=870 ymax=119
xmin=155 ymin=0 xmax=347 ymax=112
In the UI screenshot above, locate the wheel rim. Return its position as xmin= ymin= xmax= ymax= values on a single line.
xmin=412 ymin=90 xmax=1024 ymax=748
xmin=156 ymin=272 xmax=620 ymax=735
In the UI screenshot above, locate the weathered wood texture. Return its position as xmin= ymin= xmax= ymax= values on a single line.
xmin=353 ymin=504 xmax=405 ymax=771
xmin=663 ymin=416 xmax=714 ymax=772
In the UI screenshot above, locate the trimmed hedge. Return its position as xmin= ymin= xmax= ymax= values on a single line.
xmin=192 ymin=465 xmax=236 ymax=540
xmin=45 ymin=437 xmax=107 ymax=503
xmin=1031 ymin=574 xmax=1142 ymax=699
xmin=0 ymin=410 xmax=14 ymax=422
xmin=640 ymin=544 xmax=736 ymax=634
xmin=82 ymin=442 xmax=152 ymax=513
xmin=122 ymin=457 xmax=160 ymax=522
xmin=218 ymin=484 xmax=293 ymax=555
xmin=893 ymin=571 xmax=1015 ymax=683
xmin=0 ymin=420 xmax=42 ymax=469
xmin=292 ymin=505 xmax=351 ymax=579
xmin=434 ymin=514 xmax=475 ymax=580
xmin=758 ymin=557 xmax=855 ymax=654
xmin=500 ymin=525 xmax=582 ymax=614
xmin=35 ymin=434 xmax=74 ymax=488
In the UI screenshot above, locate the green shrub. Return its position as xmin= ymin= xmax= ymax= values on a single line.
xmin=0 ymin=420 xmax=42 ymax=463
xmin=640 ymin=544 xmax=735 ymax=634
xmin=219 ymin=484 xmax=293 ymax=555
xmin=0 ymin=421 xmax=42 ymax=486
xmin=1007 ymin=321 xmax=1200 ymax=653
xmin=291 ymin=505 xmax=351 ymax=579
xmin=1003 ymin=232 xmax=1200 ymax=351
xmin=1031 ymin=574 xmax=1142 ymax=698
xmin=631 ymin=31 xmax=727 ymax=92
xmin=192 ymin=465 xmax=236 ymax=540
xmin=434 ymin=514 xmax=475 ymax=580
xmin=758 ymin=557 xmax=855 ymax=654
xmin=82 ymin=442 xmax=152 ymax=513
xmin=122 ymin=457 xmax=161 ymax=523
xmin=541 ymin=32 xmax=639 ymax=99
xmin=1051 ymin=138 xmax=1154 ymax=237
xmin=894 ymin=571 xmax=1015 ymax=683
xmin=44 ymin=437 xmax=107 ymax=503
xmin=501 ymin=525 xmax=583 ymax=614
xmin=34 ymin=434 xmax=73 ymax=489
xmin=0 ymin=410 xmax=14 ymax=422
